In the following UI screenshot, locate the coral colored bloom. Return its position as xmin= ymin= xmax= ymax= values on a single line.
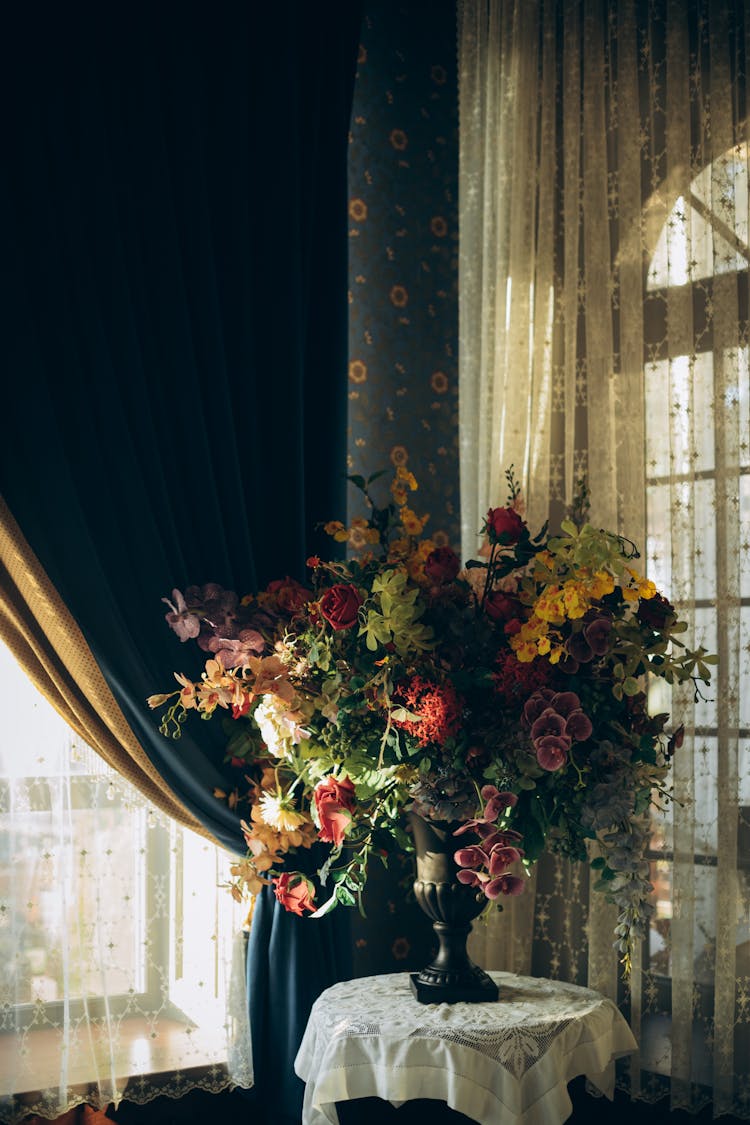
xmin=266 ymin=577 xmax=312 ymax=615
xmin=314 ymin=776 xmax=356 ymax=846
xmin=273 ymin=872 xmax=316 ymax=916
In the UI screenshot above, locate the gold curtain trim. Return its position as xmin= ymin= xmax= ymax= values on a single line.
xmin=0 ymin=495 xmax=212 ymax=841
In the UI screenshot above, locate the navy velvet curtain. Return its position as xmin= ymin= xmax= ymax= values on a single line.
xmin=0 ymin=2 xmax=360 ymax=1119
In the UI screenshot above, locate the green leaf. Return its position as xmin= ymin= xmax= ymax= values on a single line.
xmin=309 ymin=892 xmax=339 ymax=919
xmin=335 ymin=885 xmax=356 ymax=907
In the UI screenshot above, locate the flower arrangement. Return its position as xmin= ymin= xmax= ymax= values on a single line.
xmin=148 ymin=468 xmax=714 ymax=974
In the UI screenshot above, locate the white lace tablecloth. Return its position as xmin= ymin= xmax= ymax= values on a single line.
xmin=294 ymin=971 xmax=638 ymax=1125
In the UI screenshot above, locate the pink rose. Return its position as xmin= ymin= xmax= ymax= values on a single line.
xmin=314 ymin=775 xmax=357 ymax=846
xmin=319 ymin=584 xmax=363 ymax=630
xmin=486 ymin=507 xmax=524 ymax=544
xmin=273 ymin=872 xmax=316 ymax=916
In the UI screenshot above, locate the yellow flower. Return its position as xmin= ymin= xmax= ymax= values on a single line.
xmin=391 ymin=468 xmax=419 ymax=506
xmin=514 ymin=640 xmax=539 ymax=663
xmin=406 ymin=538 xmax=436 ymax=583
xmin=387 ymin=537 xmax=411 ymax=562
xmin=396 ymin=467 xmax=418 ymax=489
xmin=534 ymin=588 xmax=566 ymax=625
xmin=258 ymin=792 xmax=309 ymax=833
xmin=324 ymin=520 xmax=349 ymax=543
xmin=562 ymin=580 xmax=589 ymax=620
xmin=590 ymin=570 xmax=615 ymax=599
xmin=401 ymin=507 xmax=429 ymax=536
xmin=347 ymin=518 xmax=380 ymax=550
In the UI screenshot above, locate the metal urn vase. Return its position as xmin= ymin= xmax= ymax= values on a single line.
xmin=407 ymin=810 xmax=499 ymax=1004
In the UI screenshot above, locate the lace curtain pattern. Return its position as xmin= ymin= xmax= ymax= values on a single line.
xmin=458 ymin=0 xmax=750 ymax=1117
xmin=0 ymin=641 xmax=253 ymax=1123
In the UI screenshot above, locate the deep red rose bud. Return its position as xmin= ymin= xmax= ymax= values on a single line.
xmin=636 ymin=592 xmax=675 ymax=629
xmin=484 ymin=591 xmax=518 ymax=622
xmin=424 ymin=546 xmax=461 ymax=583
xmin=486 ymin=506 xmax=524 ymax=544
xmin=319 ymin=583 xmax=364 ymax=630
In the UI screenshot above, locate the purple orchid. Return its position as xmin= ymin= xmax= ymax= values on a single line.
xmin=162 ymin=589 xmax=202 ymax=642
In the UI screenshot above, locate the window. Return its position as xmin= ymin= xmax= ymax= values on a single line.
xmin=641 ymin=142 xmax=750 ymax=1082
xmin=0 ymin=640 xmax=252 ymax=1113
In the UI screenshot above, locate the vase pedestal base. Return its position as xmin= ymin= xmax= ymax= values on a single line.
xmin=409 ymin=966 xmax=499 ymax=1005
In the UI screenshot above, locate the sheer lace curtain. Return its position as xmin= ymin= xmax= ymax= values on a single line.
xmin=0 ymin=640 xmax=252 ymax=1124
xmin=459 ymin=0 xmax=750 ymax=1118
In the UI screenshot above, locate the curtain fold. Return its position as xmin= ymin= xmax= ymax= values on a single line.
xmin=459 ymin=0 xmax=750 ymax=1117
xmin=0 ymin=498 xmax=205 ymax=835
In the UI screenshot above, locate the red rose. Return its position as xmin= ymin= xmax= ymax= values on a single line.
xmin=319 ymin=584 xmax=363 ymax=630
xmin=483 ymin=591 xmax=518 ymax=622
xmin=266 ymin=576 xmax=312 ymax=615
xmin=486 ymin=507 xmax=524 ymax=544
xmin=636 ymin=592 xmax=675 ymax=629
xmin=272 ymin=872 xmax=316 ymax=916
xmin=424 ymin=546 xmax=461 ymax=583
xmin=314 ymin=775 xmax=356 ymax=846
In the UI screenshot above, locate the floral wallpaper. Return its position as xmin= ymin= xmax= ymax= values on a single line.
xmin=346 ymin=1 xmax=460 ymax=552
xmin=346 ymin=0 xmax=460 ymax=978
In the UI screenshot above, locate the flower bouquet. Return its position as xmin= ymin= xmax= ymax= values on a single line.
xmin=148 ymin=467 xmax=714 ymax=975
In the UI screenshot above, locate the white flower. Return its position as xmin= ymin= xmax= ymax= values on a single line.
xmin=253 ymin=695 xmax=310 ymax=756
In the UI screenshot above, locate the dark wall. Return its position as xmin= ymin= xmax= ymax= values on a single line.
xmin=347 ymin=0 xmax=460 ymax=552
